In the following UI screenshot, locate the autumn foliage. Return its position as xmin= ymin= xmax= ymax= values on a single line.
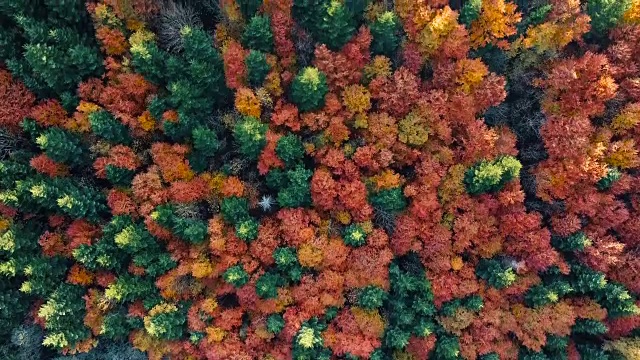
xmin=1 ymin=0 xmax=640 ymax=359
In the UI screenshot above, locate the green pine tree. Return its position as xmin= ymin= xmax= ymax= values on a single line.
xmin=220 ymin=196 xmax=251 ymax=224
xmin=276 ymin=134 xmax=305 ymax=168
xmin=370 ymin=12 xmax=401 ymax=57
xmin=369 ymin=187 xmax=407 ymax=214
xmin=276 ymin=165 xmax=313 ymax=208
xmin=587 ymin=0 xmax=633 ymax=36
xmin=89 ymin=110 xmax=132 ymax=145
xmin=343 ymin=224 xmax=367 ymax=247
xmin=242 ymin=15 xmax=274 ymax=53
xmin=266 ymin=313 xmax=285 ymax=334
xmin=223 ymin=264 xmax=249 ymax=287
xmin=290 ymin=67 xmax=329 ymax=112
xmin=234 ymin=116 xmax=268 ymax=160
xmin=0 ymin=0 xmax=103 ymax=103
xmin=245 ymin=50 xmax=271 ymax=88
xmin=464 ymin=156 xmax=522 ymax=195
xmin=35 ymin=127 xmax=87 ymax=167
xmin=357 ymin=285 xmax=387 ymax=309
xmin=38 ymin=284 xmax=91 ymax=350
xmin=476 ymin=258 xmax=517 ymax=289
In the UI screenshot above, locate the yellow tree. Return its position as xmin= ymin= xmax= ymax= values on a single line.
xmin=469 ymin=0 xmax=522 ymax=49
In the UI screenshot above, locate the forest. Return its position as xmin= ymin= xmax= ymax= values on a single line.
xmin=1 ymin=0 xmax=640 ymax=359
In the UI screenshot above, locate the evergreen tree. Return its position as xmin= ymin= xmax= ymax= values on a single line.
xmin=370 ymin=12 xmax=401 ymax=57
xmin=266 ymin=313 xmax=285 ymax=334
xmin=464 ymin=156 xmax=522 ymax=195
xmin=343 ymin=224 xmax=367 ymax=247
xmin=476 ymin=258 xmax=517 ymax=289
xmin=223 ymin=264 xmax=249 ymax=287
xmin=101 ymin=311 xmax=133 ymax=340
xmin=276 ymin=133 xmax=305 ymax=167
xmin=551 ymin=232 xmax=592 ymax=252
xmin=6 ymin=176 xmax=107 ymax=222
xmin=459 ymin=0 xmax=482 ymax=26
xmin=17 ymin=255 xmax=68 ymax=297
xmin=290 ymin=67 xmax=329 ymax=112
xmin=132 ymin=26 xmax=230 ymax=141
xmin=315 ymin=0 xmax=356 ymax=50
xmin=88 ymin=110 xmax=131 ymax=145
xmin=0 ymin=0 xmax=103 ymax=104
xmin=104 ymin=275 xmax=156 ymax=303
xmin=235 ymin=218 xmax=259 ymax=242
xmin=105 ymin=165 xmax=136 ymax=187
xmin=292 ymin=0 xmax=327 ymax=38
xmin=151 ymin=204 xmax=208 ymax=244
xmin=433 ymin=334 xmax=462 ymax=360
xmin=273 ymin=246 xmax=303 ymax=282
xmin=291 ymin=318 xmax=332 ymax=359
xmin=144 ymin=303 xmax=186 ymax=340
xmin=587 ymin=0 xmax=633 ymax=36
xmin=245 ymin=50 xmax=271 ymax=88
xmin=292 ymin=0 xmax=357 ymax=50
xmin=357 ymin=285 xmax=387 ymax=309
xmin=369 ymin=187 xmax=407 ymax=214
xmin=572 ymin=319 xmax=608 ymax=336
xmin=242 ymin=15 xmax=274 ymax=53
xmin=38 ymin=283 xmax=90 ymax=350
xmin=233 ymin=116 xmax=268 ymax=160
xmin=381 ymin=254 xmax=436 ymax=353
xmin=35 ymin=127 xmax=87 ymax=167
xmin=256 ymin=271 xmax=285 ymax=299
xmin=275 ymin=165 xmax=313 ymax=208
xmin=190 ymin=126 xmax=220 ymax=172
xmin=220 ymin=196 xmax=251 ymax=224
xmin=237 ymin=0 xmax=263 ymax=20
xmin=596 ymin=167 xmax=621 ymax=190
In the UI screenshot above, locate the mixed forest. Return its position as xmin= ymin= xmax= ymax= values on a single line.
xmin=1 ymin=0 xmax=640 ymax=359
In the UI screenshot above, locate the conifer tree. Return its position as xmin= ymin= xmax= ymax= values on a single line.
xmin=464 ymin=156 xmax=522 ymax=195
xmin=245 ymin=50 xmax=271 ymax=88
xmin=370 ymin=12 xmax=401 ymax=57
xmin=38 ymin=284 xmax=90 ymax=350
xmin=0 ymin=0 xmax=103 ymax=105
xmin=290 ymin=67 xmax=329 ymax=112
xmin=242 ymin=15 xmax=274 ymax=53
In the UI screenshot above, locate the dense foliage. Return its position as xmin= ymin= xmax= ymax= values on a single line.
xmin=1 ymin=0 xmax=640 ymax=359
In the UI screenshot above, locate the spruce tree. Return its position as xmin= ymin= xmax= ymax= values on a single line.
xmin=0 ymin=0 xmax=103 ymax=104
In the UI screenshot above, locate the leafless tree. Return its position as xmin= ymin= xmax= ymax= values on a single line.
xmin=157 ymin=0 xmax=202 ymax=53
